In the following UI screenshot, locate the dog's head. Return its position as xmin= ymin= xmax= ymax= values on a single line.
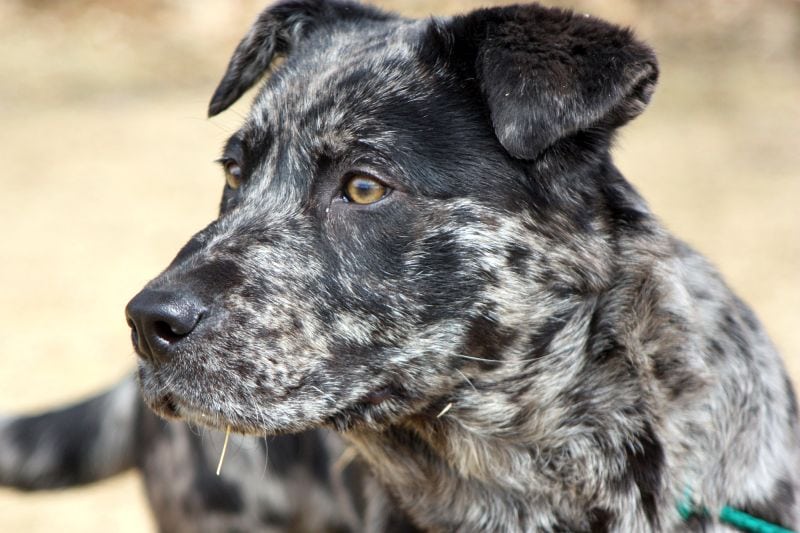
xmin=126 ymin=0 xmax=657 ymax=435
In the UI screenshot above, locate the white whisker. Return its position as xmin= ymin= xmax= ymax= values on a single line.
xmin=456 ymin=369 xmax=478 ymax=392
xmin=215 ymin=426 xmax=231 ymax=476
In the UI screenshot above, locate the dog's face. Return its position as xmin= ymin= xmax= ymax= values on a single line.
xmin=127 ymin=0 xmax=657 ymax=435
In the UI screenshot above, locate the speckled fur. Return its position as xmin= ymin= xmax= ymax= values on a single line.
xmin=126 ymin=1 xmax=799 ymax=531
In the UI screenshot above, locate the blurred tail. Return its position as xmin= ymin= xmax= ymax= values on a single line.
xmin=0 ymin=375 xmax=139 ymax=490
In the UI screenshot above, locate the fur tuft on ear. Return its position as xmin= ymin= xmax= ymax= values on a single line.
xmin=208 ymin=0 xmax=392 ymax=117
xmin=440 ymin=5 xmax=658 ymax=160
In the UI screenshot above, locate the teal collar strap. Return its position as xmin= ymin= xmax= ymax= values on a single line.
xmin=678 ymin=489 xmax=796 ymax=533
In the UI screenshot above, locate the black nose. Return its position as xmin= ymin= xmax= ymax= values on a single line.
xmin=125 ymin=289 xmax=205 ymax=364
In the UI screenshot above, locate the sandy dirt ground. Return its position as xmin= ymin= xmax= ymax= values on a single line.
xmin=0 ymin=0 xmax=797 ymax=531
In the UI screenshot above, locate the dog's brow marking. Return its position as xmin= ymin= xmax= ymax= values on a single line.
xmin=216 ymin=426 xmax=231 ymax=476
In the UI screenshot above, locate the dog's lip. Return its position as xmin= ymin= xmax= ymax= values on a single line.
xmin=147 ymin=393 xmax=257 ymax=433
xmin=149 ymin=393 xmax=195 ymax=421
xmin=157 ymin=393 xmax=180 ymax=417
xmin=142 ymin=372 xmax=407 ymax=434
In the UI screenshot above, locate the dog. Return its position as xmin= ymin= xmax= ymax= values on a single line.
xmin=3 ymin=1 xmax=797 ymax=531
xmin=122 ymin=0 xmax=800 ymax=530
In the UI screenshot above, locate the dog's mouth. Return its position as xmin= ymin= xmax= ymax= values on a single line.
xmin=147 ymin=393 xmax=257 ymax=433
xmin=154 ymin=393 xmax=180 ymax=418
xmin=141 ymin=368 xmax=411 ymax=436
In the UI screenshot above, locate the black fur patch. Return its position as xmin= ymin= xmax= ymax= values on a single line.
xmin=505 ymin=242 xmax=532 ymax=276
xmin=587 ymin=507 xmax=615 ymax=532
xmin=721 ymin=311 xmax=752 ymax=360
xmin=462 ymin=312 xmax=519 ymax=369
xmin=597 ymin=162 xmax=650 ymax=232
xmin=526 ymin=308 xmax=575 ymax=361
xmin=442 ymin=4 xmax=658 ymax=159
xmin=618 ymin=420 xmax=664 ymax=527
xmin=651 ymin=350 xmax=706 ymax=401
xmin=708 ymin=339 xmax=725 ymax=361
xmin=190 ymin=259 xmax=246 ymax=296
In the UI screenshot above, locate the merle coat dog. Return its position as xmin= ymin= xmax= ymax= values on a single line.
xmin=3 ymin=1 xmax=798 ymax=532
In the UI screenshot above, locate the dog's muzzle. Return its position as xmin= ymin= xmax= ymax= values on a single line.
xmin=125 ymin=289 xmax=205 ymax=365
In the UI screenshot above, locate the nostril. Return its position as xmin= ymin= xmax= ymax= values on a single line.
xmin=167 ymin=307 xmax=203 ymax=337
xmin=148 ymin=304 xmax=203 ymax=347
xmin=153 ymin=320 xmax=183 ymax=344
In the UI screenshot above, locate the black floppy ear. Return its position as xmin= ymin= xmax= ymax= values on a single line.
xmin=208 ymin=0 xmax=391 ymax=117
xmin=438 ymin=5 xmax=658 ymax=160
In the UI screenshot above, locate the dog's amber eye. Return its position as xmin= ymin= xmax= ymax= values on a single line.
xmin=223 ymin=160 xmax=242 ymax=190
xmin=344 ymin=175 xmax=388 ymax=205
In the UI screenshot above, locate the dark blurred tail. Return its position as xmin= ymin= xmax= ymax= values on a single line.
xmin=0 ymin=375 xmax=139 ymax=490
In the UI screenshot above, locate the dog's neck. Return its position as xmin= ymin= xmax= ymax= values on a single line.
xmin=345 ymin=236 xmax=706 ymax=531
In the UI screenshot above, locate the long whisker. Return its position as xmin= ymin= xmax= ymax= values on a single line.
xmin=456 ymin=369 xmax=478 ymax=392
xmin=451 ymin=353 xmax=549 ymax=365
xmin=215 ymin=426 xmax=231 ymax=476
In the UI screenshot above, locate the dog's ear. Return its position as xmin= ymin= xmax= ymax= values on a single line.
xmin=431 ymin=5 xmax=658 ymax=160
xmin=208 ymin=0 xmax=392 ymax=117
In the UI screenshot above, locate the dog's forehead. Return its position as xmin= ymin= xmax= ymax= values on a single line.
xmin=244 ymin=18 xmax=430 ymax=139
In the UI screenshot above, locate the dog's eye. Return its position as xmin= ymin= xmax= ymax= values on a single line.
xmin=222 ymin=159 xmax=243 ymax=190
xmin=343 ymin=174 xmax=388 ymax=205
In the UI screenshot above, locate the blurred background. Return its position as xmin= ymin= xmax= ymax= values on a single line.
xmin=0 ymin=0 xmax=798 ymax=530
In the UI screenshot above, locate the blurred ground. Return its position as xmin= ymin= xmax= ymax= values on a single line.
xmin=0 ymin=0 xmax=798 ymax=531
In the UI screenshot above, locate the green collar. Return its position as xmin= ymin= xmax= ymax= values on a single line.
xmin=678 ymin=489 xmax=796 ymax=533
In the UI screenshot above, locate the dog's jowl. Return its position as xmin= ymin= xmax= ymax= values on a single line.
xmin=125 ymin=1 xmax=800 ymax=531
